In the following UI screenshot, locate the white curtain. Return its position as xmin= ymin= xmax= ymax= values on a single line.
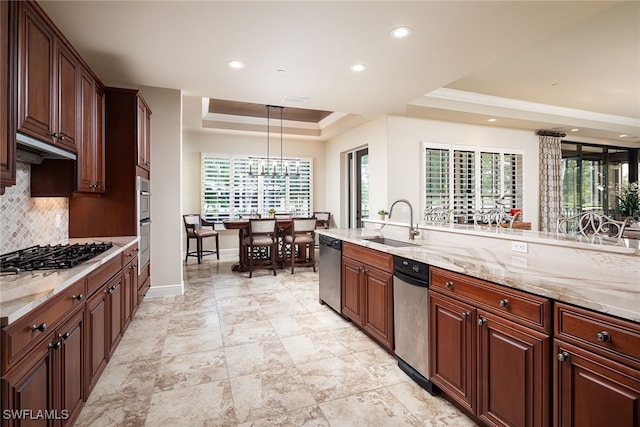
xmin=538 ymin=133 xmax=563 ymax=232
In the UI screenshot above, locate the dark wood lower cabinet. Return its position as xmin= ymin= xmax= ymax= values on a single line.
xmin=1 ymin=244 xmax=144 ymax=426
xmin=1 ymin=307 xmax=84 ymax=427
xmin=554 ymin=340 xmax=640 ymax=427
xmin=477 ymin=310 xmax=550 ymax=427
xmin=340 ymin=242 xmax=394 ymax=352
xmin=85 ymin=287 xmax=107 ymax=397
xmin=429 ymin=267 xmax=551 ymax=427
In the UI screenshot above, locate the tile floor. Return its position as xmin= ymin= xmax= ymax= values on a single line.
xmin=75 ymin=253 xmax=477 ymax=426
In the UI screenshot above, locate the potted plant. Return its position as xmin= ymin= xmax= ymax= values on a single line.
xmin=268 ymin=208 xmax=276 ymax=218
xmin=378 ymin=209 xmax=388 ymax=220
xmin=614 ymin=181 xmax=639 ymax=220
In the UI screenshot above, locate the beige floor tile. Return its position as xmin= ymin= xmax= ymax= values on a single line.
xmin=154 ymin=348 xmax=228 ymax=392
xmin=269 ymin=312 xmax=326 ymax=337
xmin=160 ymin=326 xmax=224 ymax=358
xmin=319 ymin=388 xmax=423 ymax=427
xmin=386 ymin=381 xmax=479 ymax=427
xmin=224 ymin=338 xmax=295 ymax=378
xmin=229 ymin=368 xmax=318 ymax=424
xmin=353 ymin=347 xmax=410 ymax=386
xmin=237 ymin=404 xmax=330 ymax=427
xmin=220 ymin=318 xmax=279 ymax=347
xmin=296 ymin=354 xmax=383 ymax=403
xmin=280 ymin=331 xmax=352 ymax=365
xmin=144 ymin=380 xmax=236 ymax=426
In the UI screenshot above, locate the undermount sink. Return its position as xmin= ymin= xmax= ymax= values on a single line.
xmin=362 ymin=237 xmax=417 ymax=247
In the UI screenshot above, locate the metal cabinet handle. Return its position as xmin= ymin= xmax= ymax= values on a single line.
xmin=478 ymin=317 xmax=487 ymax=326
xmin=499 ymin=299 xmax=510 ymax=307
xmin=59 ymin=332 xmax=71 ymax=341
xmin=32 ymin=323 xmax=47 ymax=332
xmin=557 ymin=351 xmax=570 ymax=362
xmin=461 ymin=311 xmax=471 ymax=318
xmin=48 ymin=340 xmax=61 ymax=350
xmin=72 ymin=294 xmax=84 ymax=301
xmin=356 ymin=266 xmax=361 ymax=273
xmin=145 ymin=161 xmax=150 ymax=166
xmin=445 ymin=281 xmax=453 ymax=288
xmin=363 ymin=268 xmax=368 ymax=274
xmin=51 ymin=132 xmax=64 ymax=140
xmin=596 ymin=331 xmax=611 ymax=342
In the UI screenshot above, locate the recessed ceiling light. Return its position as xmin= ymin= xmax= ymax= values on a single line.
xmin=487 ymin=118 xmax=497 ymax=122
xmin=571 ymin=128 xmax=579 ymax=132
xmin=619 ymin=134 xmax=627 ymax=138
xmin=351 ymin=64 xmax=366 ymax=72
xmin=227 ymin=60 xmax=245 ymax=69
xmin=390 ymin=26 xmax=412 ymax=38
xmin=283 ymin=96 xmax=308 ymax=103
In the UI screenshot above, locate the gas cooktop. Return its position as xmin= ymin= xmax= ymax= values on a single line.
xmin=0 ymin=242 xmax=113 ymax=274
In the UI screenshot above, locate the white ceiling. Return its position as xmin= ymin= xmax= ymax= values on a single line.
xmin=38 ymin=1 xmax=640 ymax=143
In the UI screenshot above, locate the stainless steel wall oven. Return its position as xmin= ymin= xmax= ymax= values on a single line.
xmin=137 ymin=176 xmax=151 ymax=274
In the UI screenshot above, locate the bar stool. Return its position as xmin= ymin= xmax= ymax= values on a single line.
xmin=283 ymin=217 xmax=317 ymax=273
xmin=183 ymin=214 xmax=219 ymax=264
xmin=242 ymin=218 xmax=278 ymax=277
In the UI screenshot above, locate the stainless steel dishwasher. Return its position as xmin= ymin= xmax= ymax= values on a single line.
xmin=393 ymin=255 xmax=438 ymax=395
xmin=318 ymin=235 xmax=342 ymax=314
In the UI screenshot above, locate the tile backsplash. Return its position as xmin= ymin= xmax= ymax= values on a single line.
xmin=0 ymin=162 xmax=69 ymax=254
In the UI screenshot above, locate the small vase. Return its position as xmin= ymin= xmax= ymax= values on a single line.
xmin=379 ymin=215 xmax=386 ymax=220
xmin=269 ymin=213 xmax=275 ymax=218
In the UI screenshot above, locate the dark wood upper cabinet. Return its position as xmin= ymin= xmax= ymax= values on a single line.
xmin=0 ymin=0 xmax=17 ymax=193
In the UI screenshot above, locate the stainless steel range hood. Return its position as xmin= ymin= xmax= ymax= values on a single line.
xmin=16 ymin=133 xmax=77 ymax=164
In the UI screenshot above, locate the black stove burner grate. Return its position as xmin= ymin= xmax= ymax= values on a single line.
xmin=0 ymin=242 xmax=113 ymax=273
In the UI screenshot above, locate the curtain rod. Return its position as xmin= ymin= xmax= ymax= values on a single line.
xmin=536 ymin=130 xmax=566 ymax=138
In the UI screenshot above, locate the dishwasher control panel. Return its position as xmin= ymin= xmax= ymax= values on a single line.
xmin=394 ymin=256 xmax=429 ymax=279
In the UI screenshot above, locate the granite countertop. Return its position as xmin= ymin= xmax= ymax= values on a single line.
xmin=318 ymin=228 xmax=640 ymax=324
xmin=0 ymin=236 xmax=139 ymax=327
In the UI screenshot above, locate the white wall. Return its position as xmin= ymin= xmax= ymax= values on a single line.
xmin=326 ymin=115 xmax=541 ymax=230
xmin=182 ymin=127 xmax=327 ymax=254
xmin=139 ymin=86 xmax=184 ymax=296
xmin=324 ymin=115 xmax=388 ymax=228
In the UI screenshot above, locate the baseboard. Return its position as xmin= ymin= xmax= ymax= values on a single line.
xmin=145 ymin=282 xmax=184 ymax=297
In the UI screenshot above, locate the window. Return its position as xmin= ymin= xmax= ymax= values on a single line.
xmin=561 ymin=142 xmax=638 ymax=216
xmin=201 ymin=154 xmax=313 ymax=221
xmin=423 ymin=143 xmax=524 ymax=222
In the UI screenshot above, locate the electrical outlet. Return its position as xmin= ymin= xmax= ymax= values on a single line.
xmin=55 ymin=214 xmax=61 ymax=229
xmin=511 ymin=241 xmax=528 ymax=253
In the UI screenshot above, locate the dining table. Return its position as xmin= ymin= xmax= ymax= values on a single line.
xmin=222 ymin=218 xmax=326 ymax=272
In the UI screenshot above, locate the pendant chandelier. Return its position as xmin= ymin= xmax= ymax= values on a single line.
xmin=248 ymin=105 xmax=299 ymax=177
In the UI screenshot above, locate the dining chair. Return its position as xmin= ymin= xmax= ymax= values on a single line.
xmin=283 ymin=217 xmax=317 ymax=274
xmin=313 ymin=212 xmax=331 ymax=229
xmin=242 ymin=218 xmax=278 ymax=277
xmin=557 ymin=211 xmax=629 ymax=239
xmin=183 ymin=214 xmax=219 ymax=264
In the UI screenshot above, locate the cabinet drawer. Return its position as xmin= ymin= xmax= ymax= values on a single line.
xmin=555 ymin=302 xmax=640 ymax=368
xmin=343 ymin=242 xmax=393 ymax=272
xmin=1 ymin=278 xmax=86 ymax=372
xmin=430 ymin=267 xmax=550 ymax=332
xmin=121 ymin=243 xmax=139 ymax=265
xmin=87 ymin=255 xmax=121 ymax=296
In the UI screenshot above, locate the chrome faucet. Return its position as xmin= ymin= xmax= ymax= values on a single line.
xmin=388 ymin=199 xmax=420 ymax=240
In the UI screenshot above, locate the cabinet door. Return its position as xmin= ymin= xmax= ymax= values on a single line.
xmin=1 ymin=0 xmax=16 ymax=191
xmin=362 ymin=264 xmax=393 ymax=351
xmin=341 ymin=257 xmax=363 ymax=325
xmin=85 ymin=290 xmax=107 ymax=396
xmin=76 ymin=69 xmax=94 ymax=192
xmin=477 ymin=310 xmax=550 ymax=427
xmin=137 ymin=98 xmax=148 ymax=170
xmin=107 ymin=276 xmax=123 ymax=358
xmin=57 ymin=309 xmax=84 ymax=426
xmin=53 ymin=40 xmax=77 ymax=152
xmin=17 ymin=2 xmax=54 ymax=142
xmin=429 ymin=290 xmax=475 ymax=413
xmin=122 ymin=261 xmax=137 ymax=331
xmin=555 ymin=340 xmax=640 ymax=427
xmin=1 ymin=336 xmax=54 ymax=427
xmin=92 ymin=83 xmax=105 ymax=192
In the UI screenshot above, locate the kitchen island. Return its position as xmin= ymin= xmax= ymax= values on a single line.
xmin=317 ymin=222 xmax=639 ymax=427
